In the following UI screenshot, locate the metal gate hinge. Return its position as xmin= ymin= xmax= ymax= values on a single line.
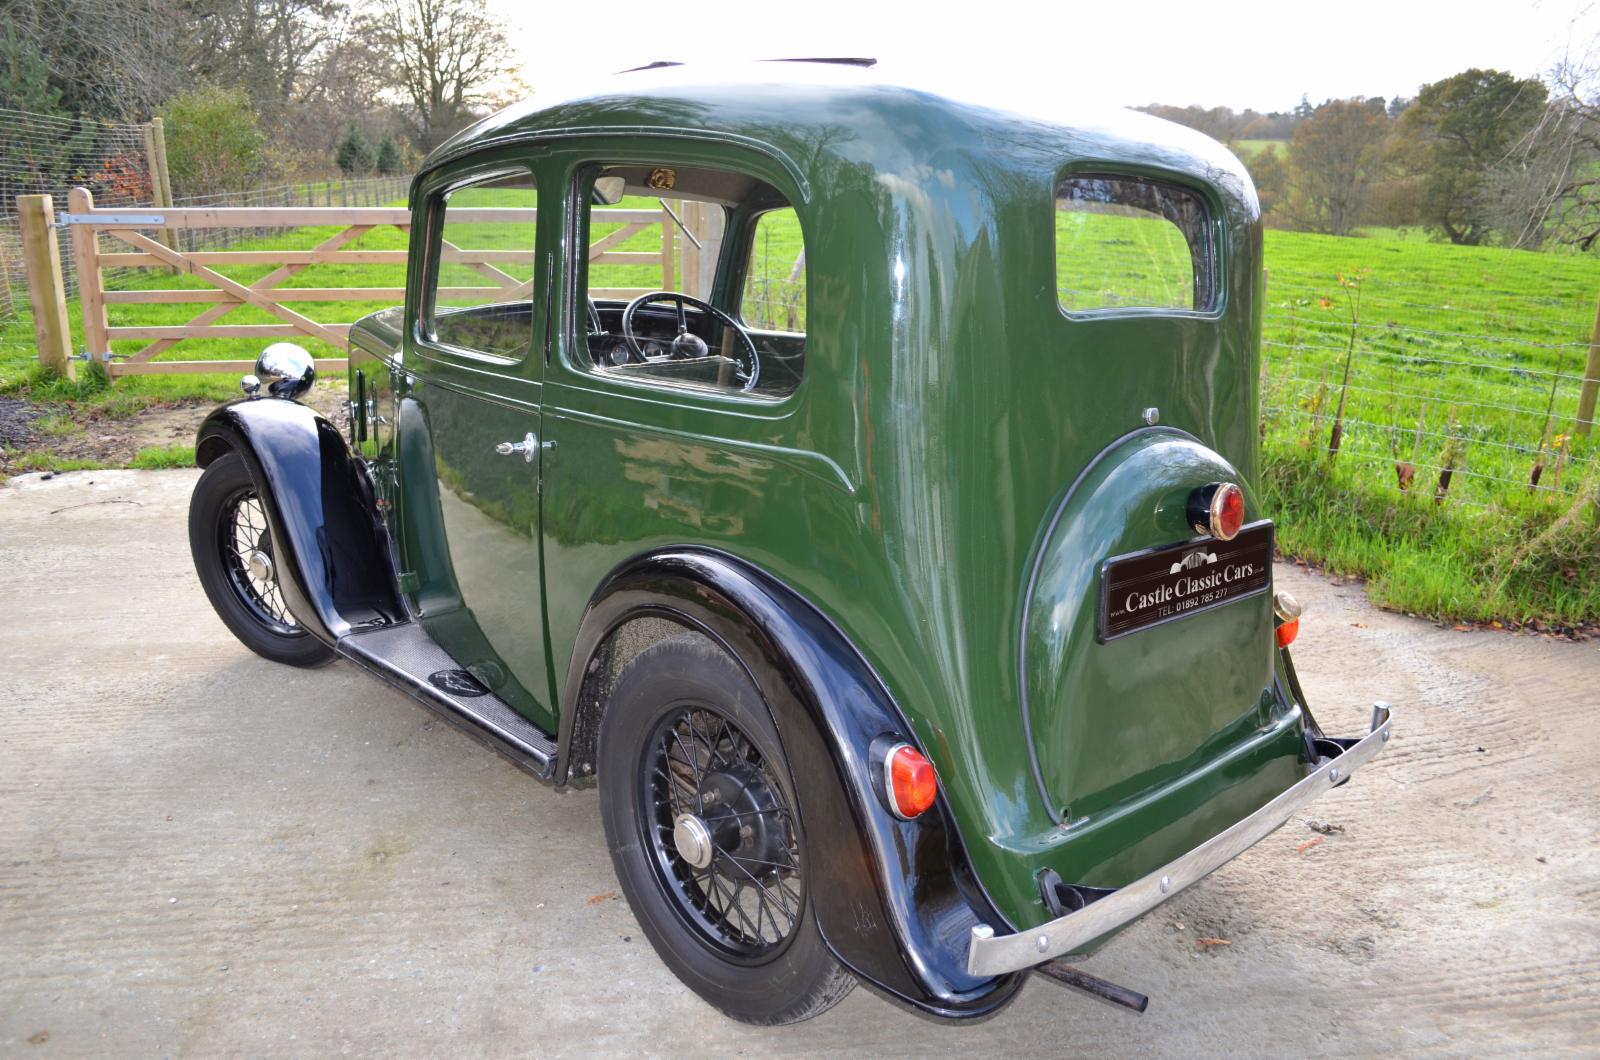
xmin=57 ymin=212 xmax=166 ymax=226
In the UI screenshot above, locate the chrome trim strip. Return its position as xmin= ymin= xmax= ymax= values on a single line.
xmin=967 ymin=703 xmax=1393 ymax=977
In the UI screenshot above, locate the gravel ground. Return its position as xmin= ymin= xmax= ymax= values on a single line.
xmin=1 ymin=469 xmax=1596 ymax=1057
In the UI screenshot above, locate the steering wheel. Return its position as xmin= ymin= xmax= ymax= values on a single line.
xmin=620 ymin=291 xmax=762 ymax=392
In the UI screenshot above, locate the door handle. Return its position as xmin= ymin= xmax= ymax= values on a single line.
xmin=495 ymin=432 xmax=552 ymax=463
xmin=496 ymin=432 xmax=539 ymax=463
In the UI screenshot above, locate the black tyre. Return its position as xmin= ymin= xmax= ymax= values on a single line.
xmin=188 ymin=451 xmax=335 ymax=668
xmin=598 ymin=634 xmax=855 ymax=1024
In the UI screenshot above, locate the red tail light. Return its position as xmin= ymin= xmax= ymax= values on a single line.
xmin=1188 ymin=482 xmax=1245 ymax=541
xmin=1275 ymin=617 xmax=1300 ymax=647
xmin=885 ymin=744 xmax=938 ymax=819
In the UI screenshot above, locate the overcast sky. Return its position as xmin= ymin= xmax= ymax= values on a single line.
xmin=499 ymin=0 xmax=1600 ymax=113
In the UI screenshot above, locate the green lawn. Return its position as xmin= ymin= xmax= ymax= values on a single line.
xmin=2 ymin=197 xmax=1594 ymax=624
xmin=1230 ymin=138 xmax=1287 ymax=159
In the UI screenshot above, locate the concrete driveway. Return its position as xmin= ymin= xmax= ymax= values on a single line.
xmin=2 ymin=469 xmax=1596 ymax=1056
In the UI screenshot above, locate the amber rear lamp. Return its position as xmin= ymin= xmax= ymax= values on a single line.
xmin=886 ymin=744 xmax=938 ymax=819
xmin=1274 ymin=590 xmax=1303 ymax=647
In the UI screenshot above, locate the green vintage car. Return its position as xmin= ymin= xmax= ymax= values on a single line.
xmin=188 ymin=60 xmax=1391 ymax=1024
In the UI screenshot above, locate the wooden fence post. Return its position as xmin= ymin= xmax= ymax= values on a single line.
xmin=66 ymin=187 xmax=112 ymax=375
xmin=17 ymin=195 xmax=76 ymax=379
xmin=146 ymin=118 xmax=179 ymax=255
xmin=660 ymin=200 xmax=676 ymax=290
xmin=1577 ymin=292 xmax=1600 ymax=439
xmin=681 ymin=201 xmax=701 ymax=299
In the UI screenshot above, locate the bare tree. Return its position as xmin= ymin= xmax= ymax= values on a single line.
xmin=3 ymin=0 xmax=189 ymax=119
xmin=361 ymin=0 xmax=519 ymax=153
xmin=182 ymin=0 xmax=348 ymax=117
xmin=1502 ymin=54 xmax=1600 ymax=250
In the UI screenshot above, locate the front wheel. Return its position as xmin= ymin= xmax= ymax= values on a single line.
xmin=188 ymin=451 xmax=334 ymax=667
xmin=598 ymin=634 xmax=855 ymax=1024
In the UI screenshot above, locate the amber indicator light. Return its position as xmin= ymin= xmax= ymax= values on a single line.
xmin=886 ymin=744 xmax=938 ymax=819
xmin=1274 ymin=590 xmax=1302 ymax=647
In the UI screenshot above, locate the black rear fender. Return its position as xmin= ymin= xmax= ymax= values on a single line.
xmin=559 ymin=549 xmax=1025 ymax=1020
xmin=196 ymin=398 xmax=405 ymax=642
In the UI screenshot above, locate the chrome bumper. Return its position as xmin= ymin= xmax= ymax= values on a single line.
xmin=967 ymin=702 xmax=1393 ymax=978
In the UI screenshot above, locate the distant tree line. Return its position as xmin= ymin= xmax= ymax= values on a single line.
xmin=1 ymin=0 xmax=520 ymax=195
xmin=1137 ymin=102 xmax=1301 ymax=143
xmin=1147 ymin=66 xmax=1600 ymax=252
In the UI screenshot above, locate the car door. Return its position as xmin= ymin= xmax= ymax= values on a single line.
xmin=537 ymin=146 xmax=814 ymax=697
xmin=396 ymin=159 xmax=557 ymax=731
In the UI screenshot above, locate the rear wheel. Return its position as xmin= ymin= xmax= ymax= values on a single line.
xmin=598 ymin=634 xmax=855 ymax=1024
xmin=189 ymin=451 xmax=334 ymax=667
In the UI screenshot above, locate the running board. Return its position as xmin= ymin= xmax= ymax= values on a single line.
xmin=337 ymin=623 xmax=559 ymax=781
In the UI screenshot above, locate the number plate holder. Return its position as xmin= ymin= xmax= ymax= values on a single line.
xmin=1098 ymin=521 xmax=1274 ymax=642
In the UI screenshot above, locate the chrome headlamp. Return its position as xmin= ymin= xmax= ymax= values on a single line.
xmin=252 ymin=342 xmax=316 ymax=399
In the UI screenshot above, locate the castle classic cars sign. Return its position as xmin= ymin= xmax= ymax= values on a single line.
xmin=1099 ymin=522 xmax=1274 ymax=642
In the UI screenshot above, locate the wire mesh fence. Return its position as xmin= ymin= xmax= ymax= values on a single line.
xmin=0 ymin=104 xmax=413 ymax=318
xmin=1260 ymin=274 xmax=1600 ymax=511
xmin=0 ymin=106 xmax=153 ymax=317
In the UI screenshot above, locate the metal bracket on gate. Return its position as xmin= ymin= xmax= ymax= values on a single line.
xmin=56 ymin=213 xmax=167 ymax=227
xmin=74 ymin=349 xmax=123 ymax=363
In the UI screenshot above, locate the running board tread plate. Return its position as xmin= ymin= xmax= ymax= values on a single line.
xmin=338 ymin=623 xmax=558 ymax=780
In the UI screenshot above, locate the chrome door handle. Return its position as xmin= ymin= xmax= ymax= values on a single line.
xmin=495 ymin=432 xmax=539 ymax=463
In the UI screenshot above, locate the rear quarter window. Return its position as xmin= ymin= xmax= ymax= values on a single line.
xmin=1054 ymin=175 xmax=1216 ymax=314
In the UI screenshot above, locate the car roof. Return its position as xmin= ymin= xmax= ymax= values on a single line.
xmin=423 ymin=61 xmax=1255 ymax=215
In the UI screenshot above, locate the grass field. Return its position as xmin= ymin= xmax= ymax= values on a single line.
xmin=1230 ymin=138 xmax=1287 ymax=159
xmin=1 ymin=198 xmax=1595 ymax=625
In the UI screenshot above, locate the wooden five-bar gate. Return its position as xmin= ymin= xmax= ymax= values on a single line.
xmin=17 ymin=187 xmax=689 ymax=380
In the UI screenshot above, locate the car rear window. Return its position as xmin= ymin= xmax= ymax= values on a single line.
xmin=1054 ymin=175 xmax=1215 ymax=314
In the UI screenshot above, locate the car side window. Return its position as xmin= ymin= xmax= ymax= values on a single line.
xmin=423 ymin=169 xmax=538 ymax=361
xmin=741 ymin=208 xmax=805 ymax=334
xmin=1054 ymin=174 xmax=1215 ymax=314
xmin=574 ymin=163 xmax=805 ymax=399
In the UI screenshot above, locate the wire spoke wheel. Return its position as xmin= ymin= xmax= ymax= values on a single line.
xmin=640 ymin=704 xmax=803 ymax=961
xmin=190 ymin=452 xmax=333 ymax=668
xmin=598 ymin=634 xmax=853 ymax=1023
xmin=217 ymin=487 xmax=298 ymax=635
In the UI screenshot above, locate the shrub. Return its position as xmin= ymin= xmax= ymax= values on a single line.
xmin=158 ymin=84 xmax=267 ymax=195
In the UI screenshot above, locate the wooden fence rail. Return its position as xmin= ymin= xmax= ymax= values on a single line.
xmin=27 ymin=187 xmax=681 ymax=380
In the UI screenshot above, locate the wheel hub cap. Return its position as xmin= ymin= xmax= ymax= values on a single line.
xmin=673 ymin=813 xmax=714 ymax=870
xmin=244 ymin=548 xmax=274 ymax=584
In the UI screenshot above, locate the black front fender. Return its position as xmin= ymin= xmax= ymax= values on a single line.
xmin=559 ymin=549 xmax=1025 ymax=1020
xmin=196 ymin=398 xmax=405 ymax=642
